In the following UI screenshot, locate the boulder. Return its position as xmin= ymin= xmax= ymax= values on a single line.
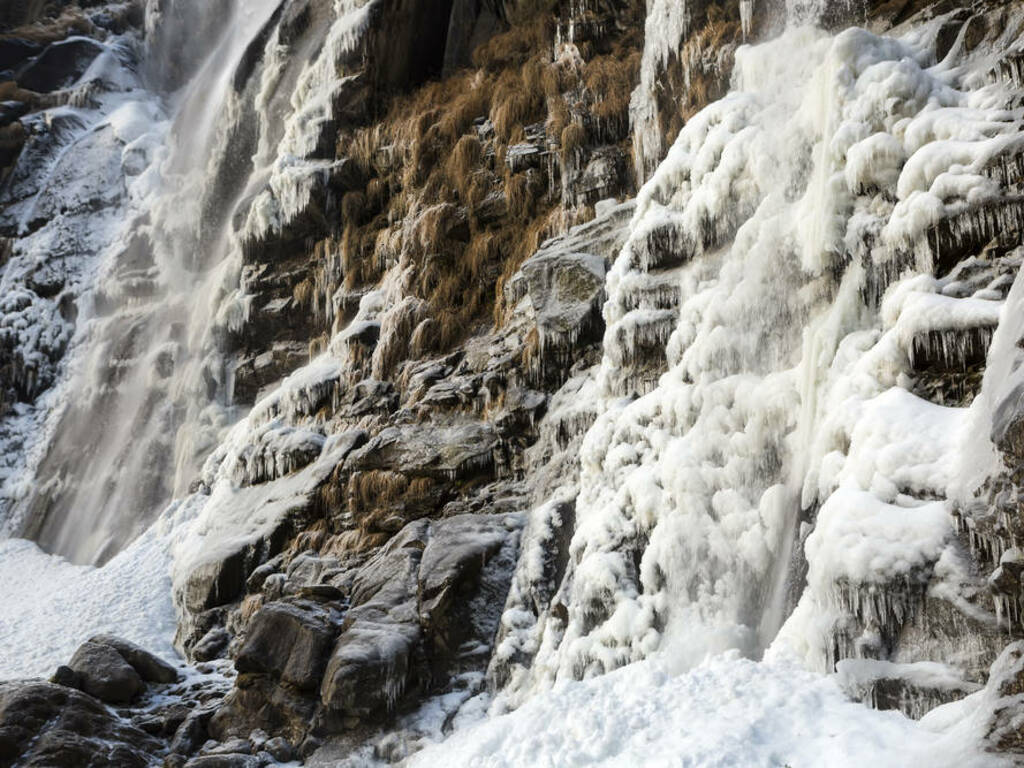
xmin=68 ymin=640 xmax=145 ymax=704
xmin=192 ymin=627 xmax=231 ymax=662
xmin=90 ymin=634 xmax=179 ymax=683
xmin=0 ymin=681 xmax=160 ymax=767
xmin=235 ymin=601 xmax=340 ymax=691
xmin=169 ymin=709 xmax=215 ymax=758
xmin=16 ymin=37 xmax=105 ymax=93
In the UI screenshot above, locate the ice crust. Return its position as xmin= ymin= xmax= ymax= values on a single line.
xmin=496 ymin=9 xmax=1024 ymax=703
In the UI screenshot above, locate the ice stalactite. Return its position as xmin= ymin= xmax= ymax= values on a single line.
xmin=495 ymin=8 xmax=1024 ymax=710
xmin=740 ymin=0 xmax=754 ymax=41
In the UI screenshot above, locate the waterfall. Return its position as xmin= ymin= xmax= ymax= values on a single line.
xmin=4 ymin=0 xmax=283 ymax=564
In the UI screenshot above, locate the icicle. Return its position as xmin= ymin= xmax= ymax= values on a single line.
xmin=740 ymin=0 xmax=754 ymax=41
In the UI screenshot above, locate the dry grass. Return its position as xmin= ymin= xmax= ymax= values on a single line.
xmin=446 ymin=134 xmax=483 ymax=197
xmin=560 ymin=121 xmax=587 ymax=160
xmin=584 ymin=52 xmax=641 ymax=142
xmin=316 ymin=0 xmax=643 ymax=358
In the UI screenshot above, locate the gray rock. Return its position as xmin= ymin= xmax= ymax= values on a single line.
xmin=90 ymin=634 xmax=180 ymax=683
xmin=263 ymin=736 xmax=294 ymax=762
xmin=68 ymin=640 xmax=145 ymax=704
xmin=49 ymin=664 xmax=80 ymax=689
xmin=200 ymin=737 xmax=251 ymax=755
xmin=344 ymin=423 xmax=500 ymax=481
xmin=192 ymin=627 xmax=231 ymax=662
xmin=235 ymin=601 xmax=340 ymax=691
xmin=170 ymin=709 xmax=214 ymax=757
xmin=183 ymin=755 xmax=261 ymax=768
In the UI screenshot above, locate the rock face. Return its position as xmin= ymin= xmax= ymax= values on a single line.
xmin=208 ymin=513 xmax=518 ymax=746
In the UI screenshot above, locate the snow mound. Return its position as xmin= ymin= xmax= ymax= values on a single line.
xmin=410 ymin=653 xmax=1007 ymax=768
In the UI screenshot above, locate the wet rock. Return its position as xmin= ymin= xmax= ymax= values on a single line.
xmin=263 ymin=736 xmax=294 ymax=762
xmin=68 ymin=640 xmax=145 ymax=704
xmin=16 ymin=37 xmax=105 ymax=93
xmin=319 ymin=514 xmax=515 ymax=724
xmin=181 ymin=520 xmax=293 ymax=619
xmin=183 ymin=755 xmax=261 ymax=768
xmin=0 ymin=681 xmax=160 ymax=767
xmin=200 ymin=737 xmax=252 ymax=755
xmin=169 ymin=709 xmax=215 ymax=757
xmin=320 ymin=523 xmax=426 ymax=721
xmin=49 ymin=664 xmax=80 ymax=688
xmin=571 ymin=146 xmax=627 ymax=207
xmin=344 ymin=423 xmax=500 ymax=481
xmin=0 ymin=100 xmax=28 ymax=128
xmin=132 ymin=701 xmax=192 ymax=737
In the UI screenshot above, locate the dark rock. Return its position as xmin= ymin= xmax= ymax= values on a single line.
xmin=193 ymin=627 xmax=231 ymax=662
xmin=246 ymin=561 xmax=280 ymax=593
xmin=0 ymin=100 xmax=28 ymax=128
xmin=183 ymin=755 xmax=261 ymax=768
xmin=170 ymin=709 xmax=214 ymax=757
xmin=320 ymin=523 xmax=427 ymax=721
xmin=235 ymin=601 xmax=340 ymax=691
xmin=209 ymin=673 xmax=318 ymax=747
xmin=200 ymin=737 xmax=251 ymax=755
xmin=344 ymin=423 xmax=500 ymax=481
xmin=16 ymin=37 xmax=105 ymax=93
xmin=181 ymin=519 xmax=293 ymax=617
xmin=90 ymin=634 xmax=180 ymax=683
xmin=319 ymin=515 xmax=514 ymax=724
xmin=68 ymin=640 xmax=145 ymax=704
xmin=49 ymin=664 xmax=80 ymax=689
xmin=442 ymin=0 xmax=503 ymax=76
xmin=132 ymin=701 xmax=191 ymax=737
xmin=0 ymin=681 xmax=160 ymax=767
xmin=263 ymin=736 xmax=294 ymax=762
xmin=0 ymin=38 xmax=42 ymax=71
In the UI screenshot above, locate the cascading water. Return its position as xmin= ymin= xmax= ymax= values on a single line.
xmin=7 ymin=0 xmax=286 ymax=565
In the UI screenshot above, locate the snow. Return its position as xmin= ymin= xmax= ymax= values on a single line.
xmin=409 ymin=652 xmax=1008 ymax=768
xmin=0 ymin=525 xmax=180 ymax=679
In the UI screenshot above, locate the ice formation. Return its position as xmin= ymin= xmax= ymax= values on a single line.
xmin=492 ymin=3 xmax=1024 ymax=708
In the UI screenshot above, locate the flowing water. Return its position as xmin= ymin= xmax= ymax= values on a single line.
xmin=13 ymin=0 xmax=283 ymax=564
